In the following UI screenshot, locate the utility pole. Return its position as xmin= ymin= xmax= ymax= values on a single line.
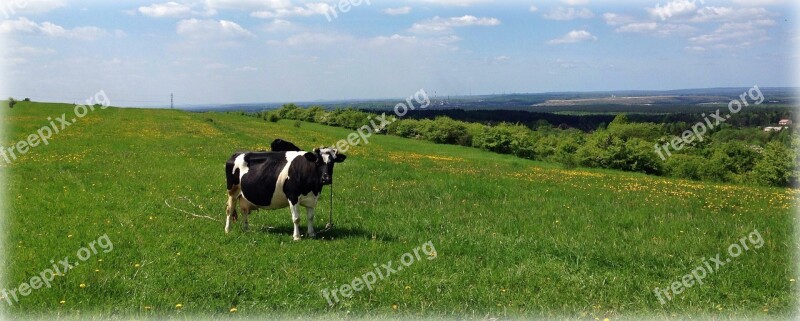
xmin=170 ymin=93 xmax=174 ymax=109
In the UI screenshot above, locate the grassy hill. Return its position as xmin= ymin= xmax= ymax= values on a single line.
xmin=1 ymin=101 xmax=797 ymax=319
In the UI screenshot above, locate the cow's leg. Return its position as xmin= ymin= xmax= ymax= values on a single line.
xmin=290 ymin=202 xmax=302 ymax=241
xmin=225 ymin=186 xmax=240 ymax=234
xmin=306 ymin=207 xmax=316 ymax=238
xmin=242 ymin=209 xmax=251 ymax=231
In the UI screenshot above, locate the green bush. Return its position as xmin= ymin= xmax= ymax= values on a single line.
xmin=424 ymin=116 xmax=469 ymax=145
xmin=750 ymin=141 xmax=794 ymax=187
xmin=473 ymin=125 xmax=514 ymax=154
xmin=664 ymin=154 xmax=707 ymax=180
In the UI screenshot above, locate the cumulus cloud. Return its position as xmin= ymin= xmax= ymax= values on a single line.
xmin=250 ymin=2 xmax=332 ymax=19
xmin=648 ymin=0 xmax=698 ymax=20
xmin=383 ymin=6 xmax=412 ymax=15
xmin=688 ymin=19 xmax=775 ymax=49
xmin=176 ymin=18 xmax=254 ymax=39
xmin=0 ymin=17 xmax=109 ymax=40
xmin=615 ymin=22 xmax=696 ymax=36
xmin=8 ymin=0 xmax=66 ymax=14
xmin=690 ymin=6 xmax=771 ymax=23
xmin=547 ymin=30 xmax=597 ymax=44
xmin=543 ymin=7 xmax=594 ymax=20
xmin=278 ymin=32 xmax=354 ymax=46
xmin=409 ymin=15 xmax=501 ymax=33
xmin=602 ymin=13 xmax=637 ymax=26
xmin=139 ymin=2 xmax=194 ymax=18
xmin=203 ymin=0 xmax=291 ymax=11
xmin=415 ymin=0 xmax=487 ymax=6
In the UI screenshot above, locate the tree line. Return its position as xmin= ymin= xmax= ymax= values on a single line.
xmin=248 ymin=104 xmax=798 ymax=188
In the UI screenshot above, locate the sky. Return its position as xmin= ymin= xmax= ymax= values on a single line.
xmin=0 ymin=0 xmax=798 ymax=106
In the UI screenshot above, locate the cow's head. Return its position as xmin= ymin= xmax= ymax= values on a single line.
xmin=311 ymin=147 xmax=346 ymax=185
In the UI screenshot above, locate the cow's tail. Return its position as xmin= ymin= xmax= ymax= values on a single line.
xmin=225 ymin=153 xmax=242 ymax=222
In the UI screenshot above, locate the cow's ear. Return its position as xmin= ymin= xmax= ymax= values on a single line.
xmin=335 ymin=154 xmax=347 ymax=163
xmin=313 ymin=148 xmax=321 ymax=154
xmin=303 ymin=152 xmax=317 ymax=162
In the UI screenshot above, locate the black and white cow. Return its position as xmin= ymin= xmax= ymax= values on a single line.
xmin=224 ymin=147 xmax=346 ymax=240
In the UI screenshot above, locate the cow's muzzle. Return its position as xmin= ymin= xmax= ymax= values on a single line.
xmin=322 ymin=176 xmax=332 ymax=185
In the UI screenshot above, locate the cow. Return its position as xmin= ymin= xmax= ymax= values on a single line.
xmin=225 ymin=147 xmax=346 ymax=240
xmin=271 ymin=138 xmax=302 ymax=152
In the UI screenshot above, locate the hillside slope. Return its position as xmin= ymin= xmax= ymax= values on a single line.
xmin=2 ymin=102 xmax=797 ymax=319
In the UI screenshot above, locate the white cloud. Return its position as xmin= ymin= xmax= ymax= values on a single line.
xmin=543 ymin=7 xmax=594 ymax=20
xmin=369 ymin=34 xmax=462 ymax=50
xmin=204 ymin=0 xmax=291 ymax=11
xmin=648 ymin=0 xmax=698 ymax=20
xmin=280 ymin=32 xmax=353 ymax=46
xmin=690 ymin=6 xmax=771 ymax=23
xmin=409 ymin=15 xmax=501 ymax=33
xmin=0 ymin=17 xmax=109 ymax=40
xmin=416 ymin=0 xmax=487 ymax=6
xmin=263 ymin=19 xmax=293 ymax=32
xmin=731 ymin=0 xmax=786 ymax=5
xmin=250 ymin=2 xmax=332 ymax=19
xmin=235 ymin=66 xmax=258 ymax=72
xmin=547 ymin=30 xmax=597 ymax=44
xmin=370 ymin=34 xmax=419 ymax=46
xmin=615 ymin=22 xmax=696 ymax=36
xmin=12 ymin=46 xmax=56 ymax=55
xmin=383 ymin=6 xmax=412 ymax=15
xmin=615 ymin=22 xmax=658 ymax=33
xmin=602 ymin=13 xmax=637 ymax=26
xmin=176 ymin=18 xmax=254 ymax=39
xmin=684 ymin=45 xmax=706 ymax=53
xmin=8 ymin=0 xmax=66 ymax=14
xmin=529 ymin=5 xmax=538 ymax=13
xmin=139 ymin=2 xmax=194 ymax=18
xmin=689 ymin=19 xmax=775 ymax=48
xmin=561 ymin=0 xmax=589 ymax=5
xmin=490 ymin=55 xmax=510 ymax=64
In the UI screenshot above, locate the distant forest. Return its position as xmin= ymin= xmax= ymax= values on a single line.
xmin=377 ymin=107 xmax=795 ymax=132
xmin=246 ymin=103 xmax=798 ymax=188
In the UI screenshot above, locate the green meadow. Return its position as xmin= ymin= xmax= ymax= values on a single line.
xmin=1 ymin=101 xmax=797 ymax=319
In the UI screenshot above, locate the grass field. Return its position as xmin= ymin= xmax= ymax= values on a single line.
xmin=1 ymin=101 xmax=797 ymax=319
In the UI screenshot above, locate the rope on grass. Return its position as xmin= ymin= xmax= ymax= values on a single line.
xmin=164 ymin=196 xmax=221 ymax=222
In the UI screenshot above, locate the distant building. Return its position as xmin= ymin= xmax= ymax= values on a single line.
xmin=779 ymin=119 xmax=792 ymax=126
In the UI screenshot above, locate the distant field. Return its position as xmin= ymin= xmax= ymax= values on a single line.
xmin=533 ymin=95 xmax=728 ymax=107
xmin=1 ymin=101 xmax=797 ymax=319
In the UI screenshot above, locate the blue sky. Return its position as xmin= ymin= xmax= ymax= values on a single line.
xmin=0 ymin=0 xmax=797 ymax=106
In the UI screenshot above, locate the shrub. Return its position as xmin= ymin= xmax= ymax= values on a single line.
xmin=425 ymin=116 xmax=469 ymax=145
xmin=8 ymin=97 xmax=16 ymax=108
xmin=664 ymin=154 xmax=706 ymax=180
xmin=473 ymin=125 xmax=514 ymax=154
xmin=750 ymin=141 xmax=794 ymax=187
